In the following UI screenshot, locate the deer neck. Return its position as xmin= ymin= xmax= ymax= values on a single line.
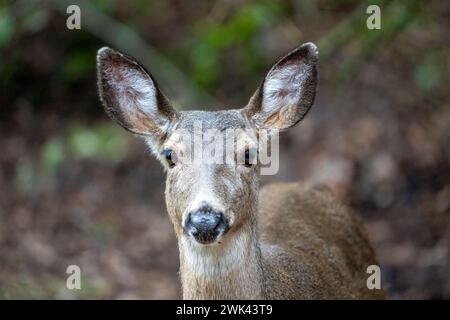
xmin=178 ymin=222 xmax=265 ymax=299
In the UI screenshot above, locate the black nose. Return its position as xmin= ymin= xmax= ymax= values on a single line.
xmin=184 ymin=206 xmax=228 ymax=244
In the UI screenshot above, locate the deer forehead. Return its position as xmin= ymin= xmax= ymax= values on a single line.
xmin=165 ymin=109 xmax=257 ymax=149
xmin=175 ymin=110 xmax=250 ymax=130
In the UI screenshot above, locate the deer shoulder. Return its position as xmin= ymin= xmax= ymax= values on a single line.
xmin=259 ymin=182 xmax=384 ymax=299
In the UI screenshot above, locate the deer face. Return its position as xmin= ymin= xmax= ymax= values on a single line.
xmin=162 ymin=110 xmax=259 ymax=245
xmin=96 ymin=43 xmax=318 ymax=245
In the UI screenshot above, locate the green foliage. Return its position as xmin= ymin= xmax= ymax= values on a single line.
xmin=188 ymin=1 xmax=284 ymax=89
xmin=91 ymin=0 xmax=117 ymax=13
xmin=41 ymin=137 xmax=65 ymax=172
xmin=0 ymin=7 xmax=13 ymax=48
xmin=41 ymin=123 xmax=128 ymax=171
xmin=15 ymin=123 xmax=129 ymax=195
xmin=61 ymin=49 xmax=94 ymax=82
xmin=21 ymin=7 xmax=49 ymax=33
xmin=67 ymin=123 xmax=128 ymax=162
xmin=415 ymin=53 xmax=444 ymax=93
xmin=319 ymin=0 xmax=425 ymax=83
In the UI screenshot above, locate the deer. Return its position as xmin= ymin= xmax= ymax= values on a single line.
xmin=96 ymin=42 xmax=384 ymax=299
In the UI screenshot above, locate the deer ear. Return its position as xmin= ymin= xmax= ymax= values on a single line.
xmin=96 ymin=47 xmax=177 ymax=137
xmin=244 ymin=42 xmax=318 ymax=130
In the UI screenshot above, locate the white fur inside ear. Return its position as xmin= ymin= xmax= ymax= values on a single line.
xmin=262 ymin=64 xmax=307 ymax=114
xmin=108 ymin=63 xmax=158 ymax=116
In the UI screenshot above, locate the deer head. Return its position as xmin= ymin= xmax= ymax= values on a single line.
xmin=96 ymin=43 xmax=318 ymax=248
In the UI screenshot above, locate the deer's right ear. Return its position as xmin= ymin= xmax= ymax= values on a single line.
xmin=96 ymin=47 xmax=177 ymax=138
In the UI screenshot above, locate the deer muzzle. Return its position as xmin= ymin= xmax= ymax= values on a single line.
xmin=184 ymin=205 xmax=229 ymax=244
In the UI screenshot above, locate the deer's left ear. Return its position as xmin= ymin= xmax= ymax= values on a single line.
xmin=243 ymin=42 xmax=318 ymax=130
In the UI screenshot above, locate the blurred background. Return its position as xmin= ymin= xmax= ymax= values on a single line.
xmin=0 ymin=0 xmax=449 ymax=299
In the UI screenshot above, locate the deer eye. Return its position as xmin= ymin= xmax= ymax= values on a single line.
xmin=163 ymin=148 xmax=177 ymax=168
xmin=244 ymin=148 xmax=255 ymax=167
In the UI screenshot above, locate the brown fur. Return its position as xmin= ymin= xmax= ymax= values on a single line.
xmin=259 ymin=182 xmax=384 ymax=299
